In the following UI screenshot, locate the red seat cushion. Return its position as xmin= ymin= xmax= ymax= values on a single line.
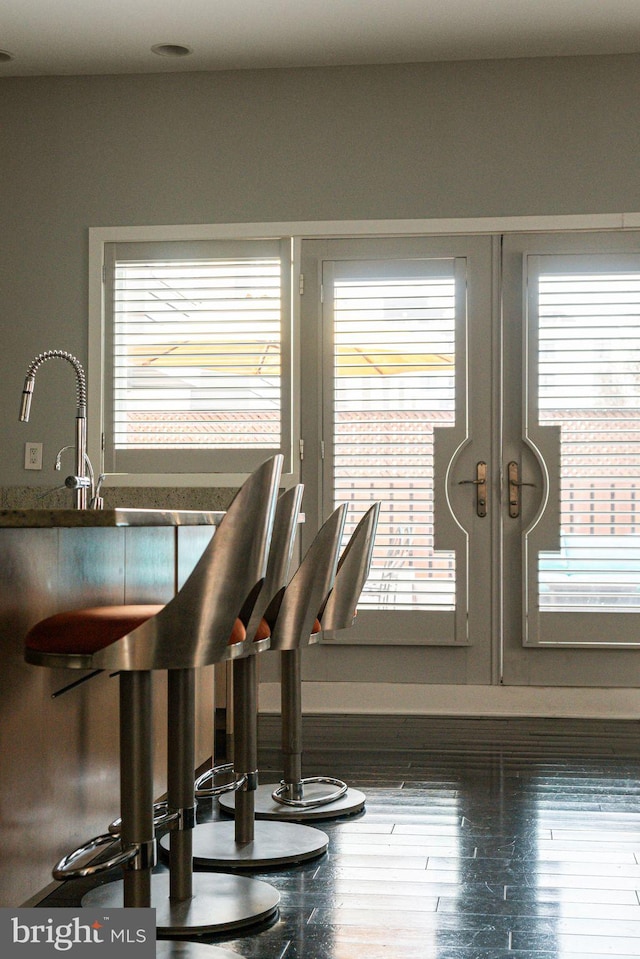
xmin=253 ymin=618 xmax=271 ymax=643
xmin=227 ymin=618 xmax=247 ymax=645
xmin=25 ymin=605 xmax=163 ymax=656
xmin=26 ymin=604 xmax=246 ymax=656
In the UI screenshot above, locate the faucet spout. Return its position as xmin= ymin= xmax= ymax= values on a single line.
xmin=19 ymin=375 xmax=35 ymax=421
xmin=19 ymin=350 xmax=90 ymax=509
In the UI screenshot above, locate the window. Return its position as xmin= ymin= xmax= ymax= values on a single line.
xmin=101 ymin=238 xmax=291 ymax=478
xmin=91 ymin=219 xmax=640 ymax=663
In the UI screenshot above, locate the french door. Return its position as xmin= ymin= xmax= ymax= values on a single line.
xmin=502 ymin=232 xmax=640 ymax=686
xmin=300 ymin=232 xmax=640 ymax=687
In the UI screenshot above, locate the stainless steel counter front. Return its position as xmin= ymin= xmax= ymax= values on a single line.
xmin=0 ymin=510 xmax=221 ymax=906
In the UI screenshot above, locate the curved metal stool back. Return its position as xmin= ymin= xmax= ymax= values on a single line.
xmin=190 ymin=502 xmax=348 ymax=869
xmin=320 ymin=502 xmax=381 ymax=633
xmin=246 ymin=483 xmax=306 ymax=641
xmin=267 ymin=502 xmax=347 ymax=651
xmin=25 ymin=456 xmax=283 ymax=934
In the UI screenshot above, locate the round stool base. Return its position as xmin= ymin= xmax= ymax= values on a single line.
xmin=81 ymin=871 xmax=279 ymax=936
xmin=219 ymin=782 xmax=366 ymax=821
xmin=156 ymin=942 xmax=242 ymax=959
xmin=167 ymin=820 xmax=328 ymax=869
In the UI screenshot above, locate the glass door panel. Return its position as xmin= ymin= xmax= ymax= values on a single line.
xmin=330 ymin=259 xmax=457 ymax=613
xmin=300 ymin=235 xmax=493 ymax=648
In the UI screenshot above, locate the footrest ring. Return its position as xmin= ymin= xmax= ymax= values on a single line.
xmin=272 ymin=776 xmax=349 ymax=808
xmin=195 ymin=762 xmax=247 ymax=798
xmin=53 ymin=833 xmax=139 ymax=881
xmin=108 ymin=801 xmax=180 ymax=836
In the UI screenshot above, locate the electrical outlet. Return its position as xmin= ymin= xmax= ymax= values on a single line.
xmin=24 ymin=442 xmax=43 ymax=470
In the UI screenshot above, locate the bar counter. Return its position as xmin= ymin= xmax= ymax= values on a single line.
xmin=0 ymin=508 xmax=222 ymax=907
xmin=0 ymin=506 xmax=224 ymax=527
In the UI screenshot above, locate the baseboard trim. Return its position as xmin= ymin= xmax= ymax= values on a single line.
xmin=258 ymin=682 xmax=640 ymax=719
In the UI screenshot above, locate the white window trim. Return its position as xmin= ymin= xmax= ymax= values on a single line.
xmin=89 ymin=212 xmax=640 ymax=487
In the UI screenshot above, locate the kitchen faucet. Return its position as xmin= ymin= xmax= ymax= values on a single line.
xmin=19 ymin=350 xmax=96 ymax=509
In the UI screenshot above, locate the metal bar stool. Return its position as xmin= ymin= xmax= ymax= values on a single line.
xmin=188 ymin=484 xmax=304 ymax=806
xmin=24 ymin=456 xmax=282 ymax=937
xmin=220 ymin=502 xmax=380 ymax=822
xmin=187 ymin=502 xmax=347 ymax=869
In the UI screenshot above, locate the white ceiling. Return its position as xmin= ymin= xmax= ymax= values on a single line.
xmin=2 ymin=0 xmax=640 ymax=77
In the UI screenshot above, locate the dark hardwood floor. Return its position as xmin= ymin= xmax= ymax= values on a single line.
xmin=37 ymin=716 xmax=640 ymax=958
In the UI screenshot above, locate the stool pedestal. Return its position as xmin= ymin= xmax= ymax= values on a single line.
xmin=220 ymin=647 xmax=365 ymax=822
xmin=188 ymin=819 xmax=328 ymax=869
xmin=82 ymin=872 xmax=279 ymax=937
xmin=219 ymin=782 xmax=366 ymax=821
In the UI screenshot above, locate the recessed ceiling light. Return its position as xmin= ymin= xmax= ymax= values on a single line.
xmin=151 ymin=43 xmax=193 ymax=58
xmin=0 ymin=50 xmax=15 ymax=63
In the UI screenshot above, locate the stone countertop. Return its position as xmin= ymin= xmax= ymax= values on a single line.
xmin=0 ymin=508 xmax=225 ymax=528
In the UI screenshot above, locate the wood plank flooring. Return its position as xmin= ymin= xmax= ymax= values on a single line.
xmin=36 ymin=716 xmax=640 ymax=958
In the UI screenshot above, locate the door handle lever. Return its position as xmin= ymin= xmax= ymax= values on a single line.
xmin=458 ymin=461 xmax=487 ymax=517
xmin=507 ymin=461 xmax=536 ymax=518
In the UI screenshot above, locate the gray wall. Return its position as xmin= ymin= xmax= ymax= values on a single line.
xmin=2 ymin=54 xmax=640 ymax=491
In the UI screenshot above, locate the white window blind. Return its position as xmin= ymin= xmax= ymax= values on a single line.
xmin=537 ymin=269 xmax=640 ymax=609
xmin=103 ymin=239 xmax=290 ymax=475
xmin=331 ymin=263 xmax=456 ymax=611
